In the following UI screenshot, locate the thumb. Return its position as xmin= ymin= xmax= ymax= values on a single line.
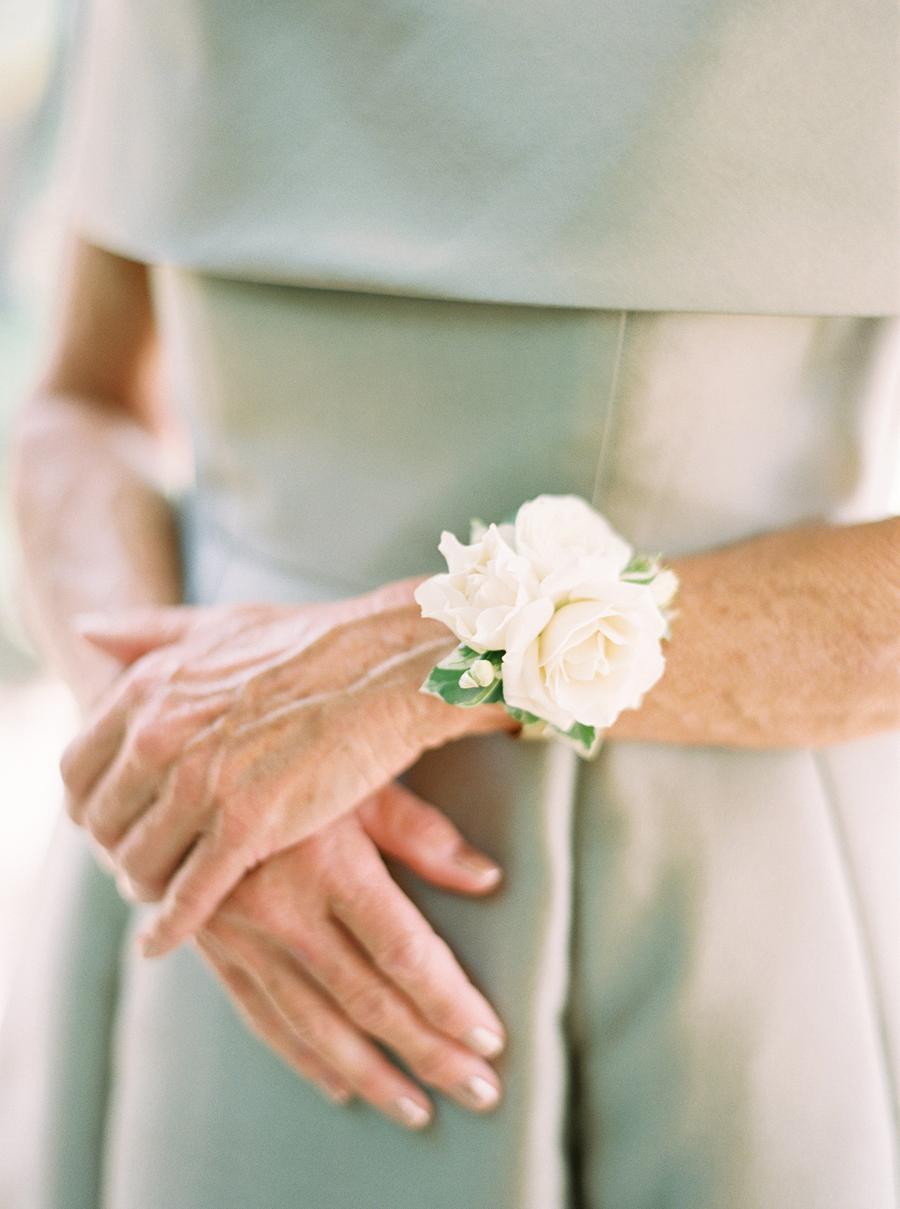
xmin=358 ymin=781 xmax=503 ymax=896
xmin=72 ymin=605 xmax=199 ymax=664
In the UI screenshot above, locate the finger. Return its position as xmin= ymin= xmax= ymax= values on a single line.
xmin=58 ymin=672 xmax=135 ymax=815
xmin=112 ymin=739 xmax=222 ymax=899
xmin=83 ymin=693 xmax=227 ymax=864
xmin=137 ymin=825 xmax=257 ymax=958
xmin=359 ymin=782 xmax=503 ymax=896
xmin=195 ymin=934 xmax=352 ymax=1106
xmin=208 ymin=921 xmax=435 ymax=1131
xmin=73 ymin=605 xmax=199 ymax=665
xmin=81 ymin=742 xmax=159 ymax=850
xmin=298 ymin=918 xmax=501 ymax=1112
xmin=329 ymin=870 xmax=506 ymax=1060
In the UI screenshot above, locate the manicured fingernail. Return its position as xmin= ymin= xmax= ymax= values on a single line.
xmin=460 ymin=1074 xmax=500 ymax=1110
xmin=465 ymin=1026 xmax=505 ymax=1058
xmin=394 ymin=1095 xmax=432 ymax=1130
xmin=453 ymin=851 xmax=502 ymax=885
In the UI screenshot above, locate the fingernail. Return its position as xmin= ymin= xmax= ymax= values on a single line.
xmin=394 ymin=1095 xmax=432 ymax=1130
xmin=459 ymin=1074 xmax=500 ymax=1110
xmin=453 ymin=851 xmax=502 ymax=885
xmin=465 ymin=1025 xmax=505 ymax=1058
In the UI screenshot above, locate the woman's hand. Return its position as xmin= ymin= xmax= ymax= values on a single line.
xmin=192 ymin=782 xmax=506 ymax=1130
xmin=60 ymin=588 xmax=515 ymax=956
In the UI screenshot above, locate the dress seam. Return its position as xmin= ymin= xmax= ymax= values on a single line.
xmin=590 ymin=309 xmax=629 ymax=511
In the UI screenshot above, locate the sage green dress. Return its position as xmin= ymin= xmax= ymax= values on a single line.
xmin=2 ymin=2 xmax=898 ymax=1207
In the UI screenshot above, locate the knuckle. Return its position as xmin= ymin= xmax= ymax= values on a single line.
xmin=168 ymin=878 xmax=203 ymax=922
xmin=129 ymin=719 xmax=171 ymax=768
xmin=123 ymin=668 xmax=153 ymax=708
xmin=420 ymin=994 xmax=467 ymax=1034
xmin=172 ymin=882 xmax=200 ymax=913
xmin=216 ymin=807 xmax=254 ymax=851
xmin=127 ymin=656 xmax=165 ymax=695
xmin=411 ymin=1040 xmax=459 ymax=1087
xmin=85 ymin=808 xmax=120 ymax=850
xmin=287 ymin=1011 xmax=325 ymax=1053
xmin=378 ymin=929 xmax=432 ymax=983
xmin=130 ymin=877 xmax=166 ymax=903
xmin=114 ymin=842 xmax=150 ymax=884
xmin=409 ymin=811 xmax=456 ymax=852
xmin=342 ymin=981 xmax=393 ymax=1034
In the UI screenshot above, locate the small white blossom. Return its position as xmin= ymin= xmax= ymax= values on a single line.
xmin=469 ymin=659 xmax=497 ymax=687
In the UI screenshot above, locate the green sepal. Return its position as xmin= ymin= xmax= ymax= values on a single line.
xmin=621 ymin=551 xmax=663 ymax=585
xmin=557 ymin=720 xmax=601 ymax=757
xmin=419 ymin=643 xmax=505 ymax=707
xmin=420 ymin=644 xmax=602 ymax=757
xmin=503 ymin=702 xmax=601 ymax=759
xmin=504 ymin=704 xmax=542 ymax=726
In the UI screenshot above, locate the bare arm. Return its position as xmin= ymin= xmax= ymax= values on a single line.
xmin=15 ymin=238 xmax=511 ymax=1124
xmin=608 ymin=516 xmax=900 ymax=748
xmin=10 ymin=236 xmax=184 ymax=708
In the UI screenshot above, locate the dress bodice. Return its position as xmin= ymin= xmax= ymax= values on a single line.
xmin=148 ymin=266 xmax=900 ymax=608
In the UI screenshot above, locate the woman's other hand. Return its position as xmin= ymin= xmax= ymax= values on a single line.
xmin=192 ymin=782 xmax=506 ymax=1129
xmin=59 ymin=591 xmax=516 ymax=956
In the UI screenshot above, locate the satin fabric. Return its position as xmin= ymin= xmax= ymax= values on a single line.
xmin=57 ymin=0 xmax=900 ymax=314
xmin=2 ymin=273 xmax=897 ymax=1207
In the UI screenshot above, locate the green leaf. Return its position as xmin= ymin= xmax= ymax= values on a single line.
xmin=504 ymin=703 xmax=542 ymax=726
xmin=560 ymin=721 xmax=598 ymax=754
xmin=621 ymin=551 xmax=664 ymax=584
xmin=421 ymin=664 xmax=505 ymax=707
xmin=433 ymin=644 xmax=479 ymax=671
xmin=456 ymin=644 xmax=482 ymax=663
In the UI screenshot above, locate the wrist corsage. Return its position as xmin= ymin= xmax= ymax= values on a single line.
xmin=414 ymin=494 xmax=679 ymax=758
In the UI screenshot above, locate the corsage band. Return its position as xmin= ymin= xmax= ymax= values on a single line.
xmin=414 ymin=494 xmax=678 ymax=758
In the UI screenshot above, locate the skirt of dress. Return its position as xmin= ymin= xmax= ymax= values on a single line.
xmin=1 ymin=275 xmax=898 ymax=1209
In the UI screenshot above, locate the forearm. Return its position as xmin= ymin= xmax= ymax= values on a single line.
xmin=11 ymin=390 xmax=183 ymax=708
xmin=607 ymin=517 xmax=900 ymax=748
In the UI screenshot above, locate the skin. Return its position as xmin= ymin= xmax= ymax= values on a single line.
xmin=59 ymin=588 xmax=514 ymax=956
xmin=12 ymin=237 xmax=510 ymax=1127
xmin=15 ymin=237 xmax=900 ymax=1122
xmin=609 ymin=518 xmax=900 ymax=747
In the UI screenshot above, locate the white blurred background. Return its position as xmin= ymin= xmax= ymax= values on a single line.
xmin=0 ymin=0 xmax=83 ymax=1015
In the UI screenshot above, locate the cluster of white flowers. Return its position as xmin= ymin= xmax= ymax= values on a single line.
xmin=414 ymin=494 xmax=678 ymax=753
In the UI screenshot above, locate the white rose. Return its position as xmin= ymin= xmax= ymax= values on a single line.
xmin=501 ymin=581 xmax=668 ymax=731
xmin=514 ymin=495 xmax=633 ymax=598
xmin=414 ymin=523 xmax=551 ymax=653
